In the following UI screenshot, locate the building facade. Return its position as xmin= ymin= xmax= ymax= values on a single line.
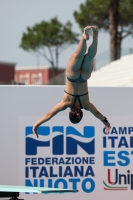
xmin=15 ymin=66 xmax=65 ymax=85
xmin=0 ymin=62 xmax=15 ymax=84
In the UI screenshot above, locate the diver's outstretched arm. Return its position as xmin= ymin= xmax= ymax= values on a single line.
xmin=85 ymin=102 xmax=111 ymax=133
xmin=33 ymin=102 xmax=68 ymax=138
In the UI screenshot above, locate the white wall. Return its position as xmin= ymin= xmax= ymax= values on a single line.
xmin=0 ymin=86 xmax=133 ymax=200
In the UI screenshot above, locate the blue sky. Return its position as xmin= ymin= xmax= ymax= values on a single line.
xmin=0 ymin=0 xmax=132 ymax=69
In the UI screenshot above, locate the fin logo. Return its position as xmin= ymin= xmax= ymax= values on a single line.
xmin=25 ymin=126 xmax=95 ymax=156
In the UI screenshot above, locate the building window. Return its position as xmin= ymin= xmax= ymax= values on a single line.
xmin=34 ymin=77 xmax=41 ymax=85
xmin=32 ymin=73 xmax=42 ymax=85
xmin=21 ymin=78 xmax=28 ymax=85
xmin=19 ymin=74 xmax=29 ymax=85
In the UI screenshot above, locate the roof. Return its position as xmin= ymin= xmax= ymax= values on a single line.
xmin=15 ymin=66 xmax=65 ymax=71
xmin=0 ymin=61 xmax=16 ymax=66
xmin=88 ymin=54 xmax=133 ymax=86
xmin=15 ymin=65 xmax=50 ymax=70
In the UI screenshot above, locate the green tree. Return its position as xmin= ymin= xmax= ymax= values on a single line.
xmin=73 ymin=0 xmax=133 ymax=61
xmin=20 ymin=17 xmax=79 ymax=78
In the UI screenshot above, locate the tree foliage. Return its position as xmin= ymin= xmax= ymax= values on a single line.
xmin=20 ymin=17 xmax=79 ymax=71
xmin=73 ymin=0 xmax=133 ymax=60
xmin=74 ymin=0 xmax=109 ymax=30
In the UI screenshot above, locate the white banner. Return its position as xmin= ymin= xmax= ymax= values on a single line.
xmin=19 ymin=115 xmax=133 ymax=200
xmin=0 ymin=86 xmax=133 ymax=200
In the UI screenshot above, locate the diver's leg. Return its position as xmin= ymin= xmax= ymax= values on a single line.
xmin=66 ymin=26 xmax=92 ymax=79
xmin=81 ymin=26 xmax=98 ymax=79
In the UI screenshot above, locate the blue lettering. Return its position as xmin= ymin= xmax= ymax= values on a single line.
xmin=26 ymin=127 xmax=50 ymax=155
xmin=40 ymin=179 xmax=44 ymax=187
xmin=52 ymin=158 xmax=58 ymax=164
xmin=59 ymin=158 xmax=65 ymax=164
xmin=103 ymin=136 xmax=106 ymax=147
xmin=63 ymin=166 xmax=73 ymax=177
xmin=50 ymin=166 xmax=58 ymax=177
xmin=82 ymin=178 xmax=95 ymax=193
xmin=82 ymin=157 xmax=88 ymax=164
xmin=26 ymin=126 xmax=95 ymax=155
xmin=111 ymin=127 xmax=118 ymax=134
xmin=52 ymin=126 xmax=64 ymax=155
xmin=39 ymin=166 xmax=48 ymax=177
xmin=25 ymin=179 xmax=38 ymax=194
xmin=38 ymin=158 xmax=44 ymax=165
xmin=65 ymin=157 xmax=71 ymax=164
xmin=104 ymin=151 xmax=115 ymax=166
xmin=85 ymin=166 xmax=95 ymax=177
xmin=90 ymin=157 xmax=95 ymax=164
xmin=129 ymin=127 xmax=133 ymax=134
xmin=130 ymin=137 xmax=133 ymax=147
xmin=59 ymin=166 xmax=62 ymax=177
xmin=45 ymin=158 xmax=51 ymax=165
xmin=118 ymin=151 xmax=130 ymax=166
xmin=48 ymin=179 xmax=52 ymax=188
xmin=75 ymin=157 xmax=81 ymax=164
xmin=119 ymin=127 xmax=127 ymax=134
xmin=74 ymin=166 xmax=83 ymax=177
xmin=103 ymin=127 xmax=108 ymax=134
xmin=25 ymin=158 xmax=30 ymax=165
xmin=31 ymin=158 xmax=37 ymax=165
xmin=69 ymin=178 xmax=80 ymax=189
xmin=25 ymin=167 xmax=29 ymax=178
xmin=103 ymin=127 xmax=133 ymax=135
xmin=118 ymin=137 xmax=128 ymax=148
xmin=30 ymin=166 xmax=39 ymax=177
xmin=66 ymin=126 xmax=95 ymax=155
xmin=54 ymin=178 xmax=67 ymax=189
xmin=25 ymin=179 xmax=53 ymax=189
xmin=108 ymin=136 xmax=118 ymax=147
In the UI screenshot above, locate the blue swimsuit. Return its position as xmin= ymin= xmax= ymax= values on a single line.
xmin=67 ymin=74 xmax=86 ymax=83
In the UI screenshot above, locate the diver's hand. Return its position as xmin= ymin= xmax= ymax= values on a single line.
xmin=102 ymin=117 xmax=111 ymax=134
xmin=32 ymin=125 xmax=39 ymax=138
xmin=105 ymin=122 xmax=111 ymax=134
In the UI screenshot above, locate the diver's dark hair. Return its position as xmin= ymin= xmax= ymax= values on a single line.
xmin=69 ymin=108 xmax=83 ymax=124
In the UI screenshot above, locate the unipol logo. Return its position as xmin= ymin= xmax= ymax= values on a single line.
xmin=25 ymin=126 xmax=95 ymax=155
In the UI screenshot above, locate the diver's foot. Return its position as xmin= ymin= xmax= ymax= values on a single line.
xmin=91 ymin=26 xmax=99 ymax=37
xmin=82 ymin=26 xmax=92 ymax=40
